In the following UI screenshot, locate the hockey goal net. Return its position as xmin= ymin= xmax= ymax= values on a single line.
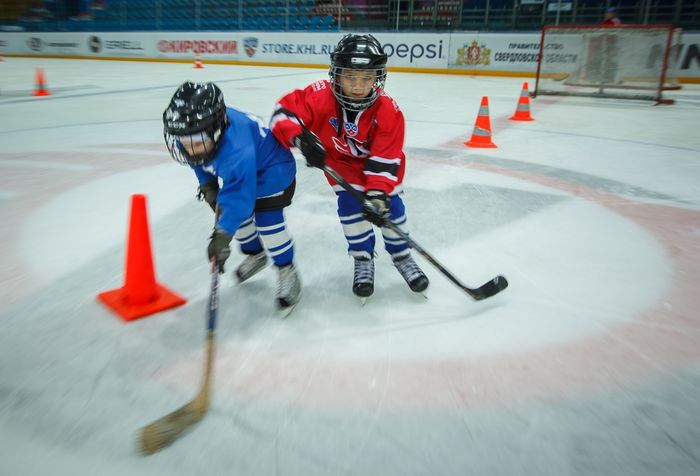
xmin=533 ymin=24 xmax=682 ymax=104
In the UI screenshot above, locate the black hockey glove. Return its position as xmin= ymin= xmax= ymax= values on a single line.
xmin=197 ymin=180 xmax=219 ymax=212
xmin=363 ymin=190 xmax=390 ymax=227
xmin=293 ymin=129 xmax=326 ymax=169
xmin=207 ymin=229 xmax=233 ymax=273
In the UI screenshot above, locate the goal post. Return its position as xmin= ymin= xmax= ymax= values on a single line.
xmin=533 ymin=24 xmax=682 ymax=104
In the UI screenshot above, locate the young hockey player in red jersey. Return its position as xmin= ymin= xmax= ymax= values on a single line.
xmin=602 ymin=7 xmax=622 ymax=26
xmin=270 ymin=33 xmax=429 ymax=300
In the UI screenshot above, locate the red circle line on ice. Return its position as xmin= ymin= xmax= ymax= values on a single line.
xmin=158 ymin=158 xmax=700 ymax=409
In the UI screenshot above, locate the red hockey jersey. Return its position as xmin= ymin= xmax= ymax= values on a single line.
xmin=602 ymin=17 xmax=621 ymax=26
xmin=271 ymin=80 xmax=406 ymax=195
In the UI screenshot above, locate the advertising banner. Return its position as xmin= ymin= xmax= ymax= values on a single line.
xmin=676 ymin=33 xmax=700 ymax=79
xmin=84 ymin=34 xmax=148 ymax=58
xmin=229 ymin=32 xmax=449 ymax=69
xmin=9 ymin=32 xmax=86 ymax=56
xmin=233 ymin=32 xmax=339 ymax=64
xmin=152 ymin=33 xmax=240 ymax=60
xmin=0 ymin=31 xmax=451 ymax=69
xmin=449 ymin=33 xmax=542 ymax=73
xmin=0 ymin=31 xmax=698 ymax=80
xmin=447 ymin=31 xmax=700 ymax=81
xmin=373 ymin=32 xmax=450 ymax=69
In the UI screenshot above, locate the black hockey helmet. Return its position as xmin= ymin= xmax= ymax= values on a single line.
xmin=329 ymin=34 xmax=388 ymax=111
xmin=163 ymin=81 xmax=228 ymax=166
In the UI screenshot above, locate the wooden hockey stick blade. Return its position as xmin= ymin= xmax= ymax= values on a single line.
xmin=467 ymin=275 xmax=509 ymax=301
xmin=139 ymin=390 xmax=208 ymax=455
xmin=139 ymin=334 xmax=215 ymax=455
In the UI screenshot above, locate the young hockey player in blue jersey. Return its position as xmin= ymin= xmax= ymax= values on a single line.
xmin=163 ymin=81 xmax=300 ymax=312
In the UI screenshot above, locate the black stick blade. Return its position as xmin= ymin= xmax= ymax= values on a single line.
xmin=468 ymin=275 xmax=509 ymax=301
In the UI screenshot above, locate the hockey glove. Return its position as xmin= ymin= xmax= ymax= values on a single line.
xmin=363 ymin=190 xmax=390 ymax=227
xmin=293 ymin=129 xmax=326 ymax=169
xmin=197 ymin=180 xmax=219 ymax=212
xmin=207 ymin=229 xmax=233 ymax=273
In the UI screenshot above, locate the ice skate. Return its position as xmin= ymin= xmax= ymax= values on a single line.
xmin=235 ymin=251 xmax=268 ymax=283
xmin=276 ymin=263 xmax=301 ymax=317
xmin=393 ymin=253 xmax=429 ymax=296
xmin=352 ymin=255 xmax=375 ymax=305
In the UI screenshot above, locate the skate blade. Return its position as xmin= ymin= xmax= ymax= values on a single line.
xmin=277 ymin=303 xmax=297 ymax=318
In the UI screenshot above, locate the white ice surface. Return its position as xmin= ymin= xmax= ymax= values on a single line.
xmin=1 ymin=58 xmax=699 ymax=476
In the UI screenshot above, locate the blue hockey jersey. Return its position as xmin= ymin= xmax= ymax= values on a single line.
xmin=191 ymin=106 xmax=296 ymax=235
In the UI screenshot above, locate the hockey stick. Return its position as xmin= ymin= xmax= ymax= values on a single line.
xmin=274 ymin=106 xmax=507 ymax=300
xmin=322 ymin=165 xmax=508 ymax=301
xmin=139 ymin=259 xmax=219 ymax=455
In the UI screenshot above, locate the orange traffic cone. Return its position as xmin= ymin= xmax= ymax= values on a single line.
xmin=193 ymin=54 xmax=204 ymax=69
xmin=465 ymin=96 xmax=497 ymax=148
xmin=97 ymin=194 xmax=187 ymax=321
xmin=509 ymin=82 xmax=534 ymax=121
xmin=32 ymin=68 xmax=51 ymax=97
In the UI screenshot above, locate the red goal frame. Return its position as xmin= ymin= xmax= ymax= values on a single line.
xmin=533 ymin=24 xmax=681 ymax=105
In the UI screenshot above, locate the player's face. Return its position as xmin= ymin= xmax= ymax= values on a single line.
xmin=338 ymin=69 xmax=377 ymax=99
xmin=178 ymin=135 xmax=213 ymax=157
